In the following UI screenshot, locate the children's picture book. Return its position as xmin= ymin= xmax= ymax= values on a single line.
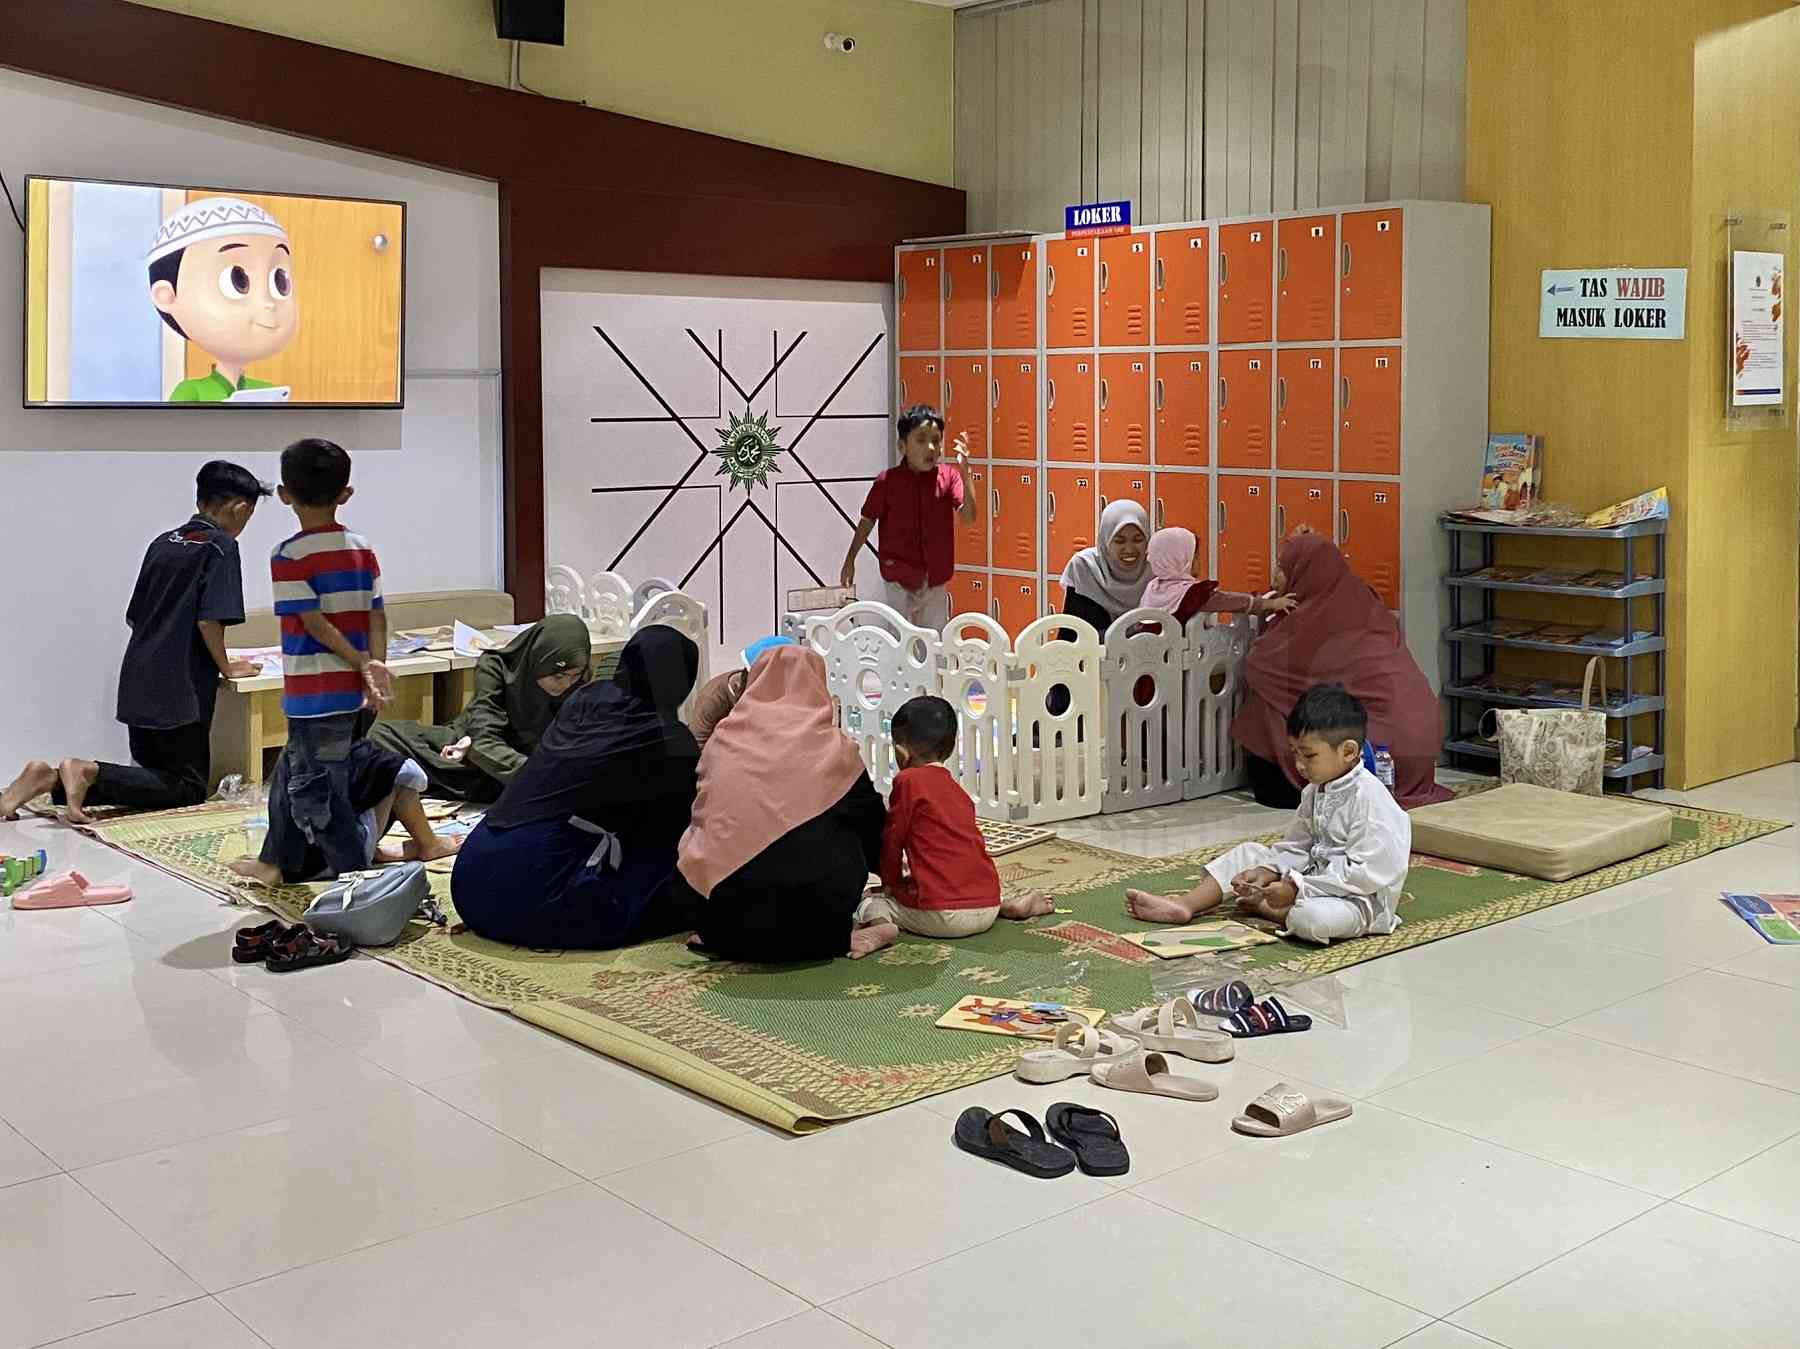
xmin=1480 ymin=434 xmax=1543 ymax=512
xmin=1531 ymin=623 xmax=1598 ymax=646
xmin=1584 ymin=487 xmax=1668 ymax=529
xmin=1461 ymin=618 xmax=1546 ymax=640
xmin=1520 ymin=565 xmax=1587 ymax=586
xmin=934 ymin=996 xmax=1104 ymax=1040
xmin=1461 ymin=564 xmax=1538 ymax=583
xmin=452 ymin=620 xmax=495 ymax=658
xmin=1121 ymin=920 xmax=1280 ymax=959
xmin=1571 ymin=569 xmax=1653 ymax=591
xmin=1584 ymin=625 xmax=1654 ymax=649
xmin=1720 ymin=892 xmax=1800 ymax=944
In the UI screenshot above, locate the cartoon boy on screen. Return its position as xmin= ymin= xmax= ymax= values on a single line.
xmin=146 ymin=197 xmax=298 ymax=402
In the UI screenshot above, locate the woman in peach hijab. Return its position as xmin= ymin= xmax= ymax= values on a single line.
xmin=667 ymin=644 xmax=892 ymax=961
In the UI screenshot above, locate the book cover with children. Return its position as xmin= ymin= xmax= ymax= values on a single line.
xmin=1479 ymin=434 xmax=1543 ymax=512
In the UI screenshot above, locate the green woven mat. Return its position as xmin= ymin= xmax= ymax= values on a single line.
xmin=90 ymin=798 xmax=1786 ymax=1132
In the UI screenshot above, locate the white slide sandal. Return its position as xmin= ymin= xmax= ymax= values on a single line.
xmin=1014 ymin=1022 xmax=1138 ymax=1084
xmin=1107 ymin=996 xmax=1235 ymax=1063
xmin=1091 ymin=1049 xmax=1219 ymax=1101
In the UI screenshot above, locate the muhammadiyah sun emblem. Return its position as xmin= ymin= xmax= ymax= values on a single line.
xmin=712 ymin=409 xmax=785 ymax=492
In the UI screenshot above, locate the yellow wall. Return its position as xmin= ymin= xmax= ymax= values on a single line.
xmin=127 ymin=0 xmax=955 ymax=185
xmin=1466 ymin=0 xmax=1795 ymax=787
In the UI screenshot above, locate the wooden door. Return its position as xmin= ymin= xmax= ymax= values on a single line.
xmin=1154 ymin=352 xmax=1209 ymax=467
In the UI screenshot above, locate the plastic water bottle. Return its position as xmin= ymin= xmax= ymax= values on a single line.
xmin=1373 ymin=744 xmax=1396 ymax=793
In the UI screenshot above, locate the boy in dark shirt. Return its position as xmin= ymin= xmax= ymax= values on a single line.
xmin=0 ymin=461 xmax=268 ymax=822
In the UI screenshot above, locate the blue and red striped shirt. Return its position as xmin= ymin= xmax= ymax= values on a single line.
xmin=271 ymin=524 xmax=384 ymax=719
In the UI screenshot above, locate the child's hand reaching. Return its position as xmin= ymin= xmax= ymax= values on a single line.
xmin=1257 ymin=593 xmax=1299 ymax=617
xmin=363 ymin=660 xmax=395 ymax=709
xmin=952 ymin=432 xmax=971 ymax=467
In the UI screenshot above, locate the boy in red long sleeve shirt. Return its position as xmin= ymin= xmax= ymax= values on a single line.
xmin=855 ymin=696 xmax=1053 ymax=938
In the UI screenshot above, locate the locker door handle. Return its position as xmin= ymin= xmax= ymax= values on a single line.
xmin=991 ymin=379 xmax=999 ymax=409
xmin=1098 ymin=495 xmax=1109 ymax=513
xmin=1155 ymin=257 xmax=1165 ymax=292
xmin=944 ymin=378 xmax=952 ymax=407
xmin=1341 ymin=376 xmax=1351 ymax=409
xmin=1099 ymin=260 xmax=1109 ymax=293
xmin=1047 ymin=378 xmax=1056 ymax=410
xmin=898 ymin=380 xmax=908 ymax=403
xmin=1339 ymin=508 xmax=1350 ymax=542
xmin=944 ymin=271 xmax=952 ymax=300
xmin=1278 ymin=247 xmax=1289 ymax=283
xmin=1099 ymin=379 xmax=1109 ymax=411
xmin=1218 ymin=252 xmax=1228 ymax=284
xmin=1047 ymin=264 xmax=1057 ymax=295
xmin=1342 ymin=243 xmax=1353 ymax=277
xmin=1218 ymin=500 xmax=1227 ymax=533
xmin=1155 ymin=378 xmax=1165 ymax=411
xmin=897 ymin=276 xmax=905 ymax=303
xmin=991 ymin=271 xmax=1000 ymax=300
xmin=1155 ymin=497 xmax=1165 ymax=529
xmin=991 ymin=490 xmax=1000 ymax=518
xmin=1047 ymin=491 xmax=1057 ymax=521
xmin=1278 ymin=505 xmax=1287 ymax=534
xmin=1218 ymin=377 xmax=1227 ymax=410
xmin=1277 ymin=377 xmax=1287 ymax=412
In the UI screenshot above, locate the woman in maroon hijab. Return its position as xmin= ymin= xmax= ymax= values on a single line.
xmin=1233 ymin=532 xmax=1450 ymax=809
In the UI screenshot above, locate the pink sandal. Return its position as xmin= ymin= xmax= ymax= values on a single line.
xmin=12 ymin=870 xmax=133 ymax=909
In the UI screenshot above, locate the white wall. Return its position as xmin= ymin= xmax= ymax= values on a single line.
xmin=956 ymin=0 xmax=1467 ymax=231
xmin=0 ymin=70 xmax=501 ymax=769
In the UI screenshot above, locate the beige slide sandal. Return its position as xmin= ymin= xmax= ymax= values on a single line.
xmin=1015 ymin=1021 xmax=1137 ymax=1084
xmin=1231 ymin=1083 xmax=1353 ymax=1137
xmin=1107 ymin=996 xmax=1235 ymax=1063
xmin=1091 ymin=1049 xmax=1218 ymax=1101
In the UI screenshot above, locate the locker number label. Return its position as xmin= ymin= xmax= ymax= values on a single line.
xmin=1309 ymin=358 xmax=1323 ymax=369
xmin=1247 ymin=485 xmax=1262 ymax=496
xmin=1132 ymin=361 xmax=1144 ymax=372
xmin=1374 ymin=491 xmax=1389 ymax=503
xmin=1375 ymin=357 xmax=1390 ymax=368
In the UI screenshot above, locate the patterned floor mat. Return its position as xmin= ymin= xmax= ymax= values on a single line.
xmin=87 ymin=798 xmax=1785 ymax=1132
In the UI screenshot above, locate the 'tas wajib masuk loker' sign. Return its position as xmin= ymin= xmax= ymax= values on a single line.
xmin=1539 ymin=268 xmax=1687 ymax=340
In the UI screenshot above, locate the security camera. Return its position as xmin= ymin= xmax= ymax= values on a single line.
xmin=823 ymin=32 xmax=856 ymax=53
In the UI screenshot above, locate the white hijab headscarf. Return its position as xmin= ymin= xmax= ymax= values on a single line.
xmin=1059 ymin=500 xmax=1152 ymax=618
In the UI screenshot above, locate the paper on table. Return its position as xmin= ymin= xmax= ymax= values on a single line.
xmin=452 ymin=621 xmax=494 ymax=658
xmin=228 ymin=646 xmax=283 ymax=675
xmin=493 ymin=622 xmax=531 ymax=636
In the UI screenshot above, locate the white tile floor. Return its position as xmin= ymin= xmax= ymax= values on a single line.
xmin=2 ymin=766 xmax=1798 ymax=1347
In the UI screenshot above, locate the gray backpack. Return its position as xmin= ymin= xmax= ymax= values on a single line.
xmin=304 ymin=863 xmax=446 ymax=947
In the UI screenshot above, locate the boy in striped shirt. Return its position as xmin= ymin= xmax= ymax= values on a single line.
xmin=263 ymin=438 xmax=392 ymax=877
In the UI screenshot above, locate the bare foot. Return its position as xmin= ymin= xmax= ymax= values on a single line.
xmin=228 ymin=857 xmax=283 ymax=886
xmin=0 ymin=760 xmax=56 ymax=820
xmin=1000 ymin=889 xmax=1055 ymax=920
xmin=847 ymin=921 xmax=899 ymax=959
xmin=377 ymin=832 xmax=464 ymax=865
xmin=1125 ymin=886 xmax=1222 ymax=925
xmin=57 ymin=758 xmax=98 ymax=825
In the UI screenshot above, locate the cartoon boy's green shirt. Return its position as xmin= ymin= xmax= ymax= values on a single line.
xmin=168 ymin=367 xmax=274 ymax=403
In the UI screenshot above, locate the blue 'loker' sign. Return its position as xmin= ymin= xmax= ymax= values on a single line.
xmin=1064 ymin=200 xmax=1131 ymax=237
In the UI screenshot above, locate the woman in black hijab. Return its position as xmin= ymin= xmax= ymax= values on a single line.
xmin=450 ymin=625 xmax=700 ymax=949
xmin=367 ymin=614 xmax=593 ymax=802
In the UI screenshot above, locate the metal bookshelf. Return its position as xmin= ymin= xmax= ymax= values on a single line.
xmin=1441 ymin=516 xmax=1667 ymax=788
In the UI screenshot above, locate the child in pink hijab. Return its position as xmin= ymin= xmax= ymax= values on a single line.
xmin=1141 ymin=527 xmax=1294 ymax=623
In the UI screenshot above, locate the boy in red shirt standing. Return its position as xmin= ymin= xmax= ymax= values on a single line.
xmin=856 ymin=696 xmax=1052 ymax=940
xmin=840 ymin=405 xmax=976 ymax=630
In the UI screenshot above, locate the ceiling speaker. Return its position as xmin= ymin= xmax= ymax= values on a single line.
xmin=494 ymin=0 xmax=563 ymax=46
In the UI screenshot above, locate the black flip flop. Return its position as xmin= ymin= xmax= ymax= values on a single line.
xmin=1221 ymin=996 xmax=1313 ymax=1038
xmin=232 ymin=919 xmax=303 ymax=963
xmin=953 ymin=1107 xmax=1076 ymax=1179
xmin=265 ymin=929 xmax=355 ymax=973
xmin=1045 ymin=1103 xmax=1130 ymax=1177
xmin=1190 ymin=979 xmax=1254 ymax=1017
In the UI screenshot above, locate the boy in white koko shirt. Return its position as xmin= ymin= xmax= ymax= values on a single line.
xmin=1125 ymin=684 xmax=1411 ymax=944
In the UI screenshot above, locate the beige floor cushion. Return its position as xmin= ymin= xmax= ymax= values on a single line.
xmin=1409 ymin=783 xmax=1672 ymax=882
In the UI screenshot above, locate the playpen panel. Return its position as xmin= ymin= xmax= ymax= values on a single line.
xmin=941 ymin=613 xmax=1015 ymax=820
xmin=1101 ymin=607 xmax=1187 ymax=813
xmin=585 ymin=571 xmax=635 ymax=637
xmin=545 ymin=566 xmax=586 ymax=620
xmin=1184 ymin=618 xmax=1253 ymax=799
xmin=1011 ymin=615 xmax=1104 ymax=823
xmin=805 ymin=601 xmax=941 ymax=792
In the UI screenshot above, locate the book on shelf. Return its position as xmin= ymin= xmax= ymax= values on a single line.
xmin=1458 ymin=564 xmax=1537 ymax=582
xmin=1583 ymin=486 xmax=1668 ymax=529
xmin=1466 ymin=672 xmax=1541 ymax=698
xmin=1480 ymin=434 xmax=1544 ymax=513
xmin=1571 ymin=568 xmax=1654 ymax=590
xmin=1519 ymin=565 xmax=1588 ymax=586
xmin=1460 ymin=618 xmax=1547 ymax=639
xmin=1584 ymin=625 xmax=1655 ymax=648
xmin=1531 ymin=623 xmax=1597 ymax=645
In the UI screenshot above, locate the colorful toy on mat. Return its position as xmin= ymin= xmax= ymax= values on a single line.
xmin=1 ymin=849 xmax=49 ymax=897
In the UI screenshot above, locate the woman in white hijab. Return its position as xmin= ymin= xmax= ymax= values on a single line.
xmin=1058 ymin=499 xmax=1152 ymax=633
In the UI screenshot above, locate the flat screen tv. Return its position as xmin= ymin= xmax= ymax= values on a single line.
xmin=22 ymin=176 xmax=405 ymax=408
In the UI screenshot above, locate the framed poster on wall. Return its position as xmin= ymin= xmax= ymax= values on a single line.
xmin=1731 ymin=249 xmax=1785 ymax=408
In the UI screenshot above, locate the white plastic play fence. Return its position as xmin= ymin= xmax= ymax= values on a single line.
xmin=801 ymin=601 xmax=1255 ymax=825
xmin=544 ymin=566 xmax=711 ymax=711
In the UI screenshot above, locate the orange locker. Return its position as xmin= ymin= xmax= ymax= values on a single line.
xmin=1217 ymin=349 xmax=1273 ymax=469
xmin=1216 ymin=476 xmax=1273 ymax=595
xmin=1276 ymin=477 xmax=1333 ymax=543
xmin=956 ymin=466 xmax=989 ymax=568
xmin=1339 ymin=480 xmax=1401 ymax=607
xmin=1275 ymin=347 xmax=1334 ymax=472
xmin=996 ymin=578 xmax=1040 ymax=636
xmin=944 ymin=246 xmax=989 ymax=351
xmin=1046 ymin=355 xmax=1096 ymax=462
xmin=1153 ymin=471 xmax=1210 ymax=541
xmin=898 ymin=249 xmax=940 ymax=351
xmin=948 ymin=570 xmax=988 ymax=620
xmin=991 ymin=241 xmax=1037 ymax=349
xmin=1153 ymin=226 xmax=1209 ymax=344
xmin=897 ymin=356 xmax=940 ymax=411
xmin=1098 ymin=353 xmax=1151 ymax=464
xmin=1045 ymin=237 xmax=1096 ymax=348
xmin=1046 ymin=579 xmax=1066 ymax=614
xmin=1339 ymin=346 xmax=1402 ymax=474
xmin=991 ymin=356 xmax=1038 ymax=462
xmin=1046 ymin=468 xmax=1097 ymax=577
xmin=1099 ymin=469 xmax=1150 ymax=520
xmin=1276 ymin=214 xmax=1336 ymax=342
xmin=1216 ymin=221 xmax=1273 ymax=344
xmin=942 ymin=356 xmax=988 ymax=459
xmin=991 ymin=467 xmax=1038 ymax=573
xmin=1153 ymin=352 xmax=1209 ymax=467
xmin=1099 ymin=234 xmax=1152 ymax=346
xmin=1341 ymin=208 xmax=1404 ymax=339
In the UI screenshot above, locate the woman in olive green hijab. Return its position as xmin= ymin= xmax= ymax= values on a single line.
xmin=367 ymin=614 xmax=593 ymax=802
